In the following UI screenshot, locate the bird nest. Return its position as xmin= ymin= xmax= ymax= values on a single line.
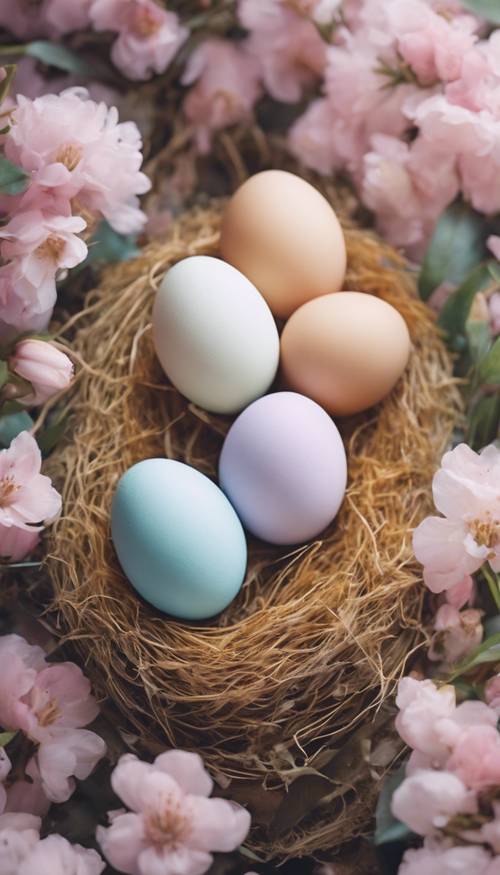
xmin=47 ymin=197 xmax=461 ymax=860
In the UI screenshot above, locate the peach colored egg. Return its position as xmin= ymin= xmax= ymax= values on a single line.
xmin=280 ymin=292 xmax=411 ymax=416
xmin=219 ymin=170 xmax=346 ymax=319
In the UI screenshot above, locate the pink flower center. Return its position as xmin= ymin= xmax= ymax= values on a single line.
xmin=470 ymin=515 xmax=500 ymax=552
xmin=35 ymin=235 xmax=65 ymax=264
xmin=130 ymin=4 xmax=162 ymax=38
xmin=145 ymin=794 xmax=191 ymax=849
xmin=54 ymin=143 xmax=83 ymax=172
xmin=0 ymin=475 xmax=19 ymax=507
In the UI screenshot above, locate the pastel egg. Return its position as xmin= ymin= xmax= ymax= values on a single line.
xmin=111 ymin=459 xmax=247 ymax=620
xmin=153 ymin=255 xmax=279 ymax=414
xmin=280 ymin=292 xmax=411 ymax=416
xmin=219 ymin=392 xmax=347 ymax=545
xmin=219 ymin=170 xmax=346 ymax=319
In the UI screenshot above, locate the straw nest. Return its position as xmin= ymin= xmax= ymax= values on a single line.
xmin=48 ymin=197 xmax=461 ymax=860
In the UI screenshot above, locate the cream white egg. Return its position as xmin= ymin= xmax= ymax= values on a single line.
xmin=153 ymin=256 xmax=280 ymax=414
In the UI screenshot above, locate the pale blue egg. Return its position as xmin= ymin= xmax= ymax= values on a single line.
xmin=111 ymin=459 xmax=247 ymax=620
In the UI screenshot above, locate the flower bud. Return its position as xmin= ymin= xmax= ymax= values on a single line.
xmin=10 ymin=339 xmax=73 ymax=406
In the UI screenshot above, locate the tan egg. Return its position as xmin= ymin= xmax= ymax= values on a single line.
xmin=280 ymin=292 xmax=411 ymax=416
xmin=219 ymin=170 xmax=346 ymax=319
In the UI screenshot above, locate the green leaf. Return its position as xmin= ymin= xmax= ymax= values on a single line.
xmin=438 ymin=262 xmax=497 ymax=343
xmin=450 ymin=631 xmax=500 ymax=680
xmin=418 ymin=202 xmax=486 ymax=301
xmin=0 ymin=731 xmax=16 ymax=748
xmin=0 ymin=65 xmax=16 ymax=105
xmin=0 ymin=361 xmax=8 ymax=390
xmin=478 ymin=337 xmax=500 ymax=385
xmin=37 ymin=415 xmax=68 ymax=456
xmin=375 ymin=765 xmax=414 ymax=846
xmin=0 ymin=156 xmax=29 ymax=195
xmin=467 ymin=394 xmax=500 ymax=450
xmin=85 ymin=220 xmax=139 ymax=267
xmin=0 ymin=410 xmax=33 ymax=447
xmin=25 ymin=41 xmax=95 ymax=75
xmin=460 ymin=0 xmax=500 ymax=23
xmin=466 ymin=321 xmax=491 ymax=365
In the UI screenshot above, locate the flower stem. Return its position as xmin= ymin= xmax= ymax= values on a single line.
xmin=483 ymin=564 xmax=500 ymax=612
xmin=0 ymin=44 xmax=27 ymax=57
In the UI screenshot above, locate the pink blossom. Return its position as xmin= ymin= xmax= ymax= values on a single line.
xmin=410 ymin=95 xmax=500 ymax=215
xmin=182 ymin=39 xmax=261 ymax=153
xmin=5 ymin=89 xmax=150 ymax=234
xmin=18 ymin=834 xmax=105 ymax=875
xmin=91 ymin=0 xmax=187 ymax=81
xmin=447 ymin=725 xmax=500 ymax=790
xmin=391 ymin=769 xmax=476 ymax=835
xmin=43 ymin=0 xmax=93 ymax=36
xmin=444 ymin=575 xmax=474 ymax=609
xmin=0 ymin=211 xmax=87 ymax=290
xmin=10 ymin=340 xmax=74 ymax=407
xmin=445 ymin=49 xmax=496 ymax=114
xmin=395 ymin=677 xmax=498 ymax=767
xmin=0 ymin=0 xmax=92 ymax=38
xmin=0 ymin=635 xmax=46 ymax=731
xmin=0 ymin=524 xmax=40 ymax=562
xmin=428 ymin=604 xmax=483 ymax=664
xmin=413 ymin=444 xmax=500 ymax=593
xmin=321 ymin=28 xmax=425 ymax=180
xmin=239 ymin=0 xmax=327 ymax=102
xmin=433 ymin=699 xmax=498 ymax=752
xmin=15 ymin=662 xmax=105 ymax=803
xmin=0 ymin=813 xmax=41 ymax=875
xmin=362 ymin=134 xmax=458 ymax=256
xmin=400 ymin=839 xmax=494 ymax=875
xmin=0 ymin=635 xmax=105 ymax=804
xmin=0 ymin=262 xmax=55 ymax=338
xmin=387 ymin=1 xmax=478 ymax=86
xmin=395 ymin=677 xmax=456 ymax=759
xmin=97 ymin=749 xmax=251 ymax=875
xmin=0 ymin=432 xmax=61 ymax=531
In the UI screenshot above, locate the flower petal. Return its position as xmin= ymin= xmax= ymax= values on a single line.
xmin=154 ymin=751 xmax=213 ymax=798
xmin=189 ymin=797 xmax=251 ymax=852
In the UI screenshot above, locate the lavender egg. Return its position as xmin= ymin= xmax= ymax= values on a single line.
xmin=219 ymin=392 xmax=347 ymax=545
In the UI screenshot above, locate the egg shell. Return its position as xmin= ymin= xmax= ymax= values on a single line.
xmin=219 ymin=170 xmax=346 ymax=320
xmin=280 ymin=292 xmax=411 ymax=416
xmin=219 ymin=392 xmax=347 ymax=545
xmin=111 ymin=459 xmax=247 ymax=620
xmin=153 ymin=255 xmax=279 ymax=414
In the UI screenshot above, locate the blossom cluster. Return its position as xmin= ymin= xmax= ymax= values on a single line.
xmin=0 ymin=634 xmax=252 ymax=875
xmin=388 ymin=442 xmax=500 ymax=870
xmin=285 ymin=0 xmax=500 ymax=259
xmin=0 ymin=0 xmax=188 ymax=81
xmin=0 ymin=431 xmax=61 ymax=564
xmin=5 ymin=1 xmax=500 ymax=276
xmin=393 ymin=677 xmax=500 ymax=873
xmin=0 ymin=634 xmax=105 ymax=813
xmin=413 ymin=442 xmax=500 ymax=663
xmin=0 ymin=85 xmax=149 ymax=337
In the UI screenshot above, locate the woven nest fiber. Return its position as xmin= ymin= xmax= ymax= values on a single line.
xmin=48 ymin=196 xmax=461 ymax=860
